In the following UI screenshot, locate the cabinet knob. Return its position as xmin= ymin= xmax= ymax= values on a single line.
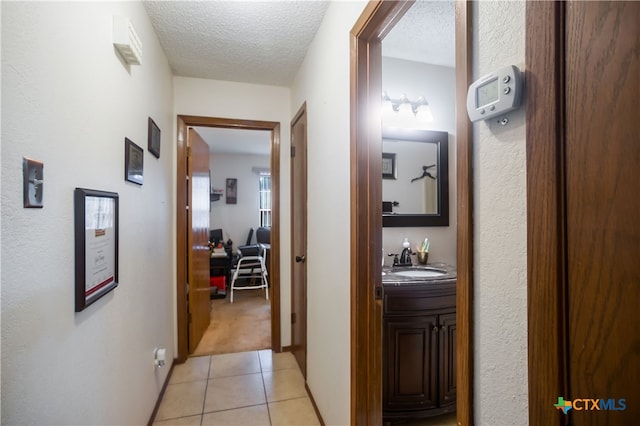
xmin=432 ymin=325 xmax=439 ymax=333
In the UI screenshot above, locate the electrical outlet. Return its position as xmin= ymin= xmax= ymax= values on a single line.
xmin=23 ymin=157 xmax=44 ymax=208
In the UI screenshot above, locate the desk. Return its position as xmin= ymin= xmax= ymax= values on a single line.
xmin=210 ymin=250 xmax=231 ymax=292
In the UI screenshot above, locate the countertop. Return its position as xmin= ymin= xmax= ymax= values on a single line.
xmin=382 ymin=262 xmax=457 ymax=287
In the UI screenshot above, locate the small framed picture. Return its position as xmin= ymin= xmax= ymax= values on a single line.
xmin=148 ymin=117 xmax=161 ymax=159
xmin=125 ymin=138 xmax=144 ymax=185
xmin=74 ymin=188 xmax=119 ymax=312
xmin=382 ymin=152 xmax=397 ymax=179
xmin=226 ymin=178 xmax=237 ymax=204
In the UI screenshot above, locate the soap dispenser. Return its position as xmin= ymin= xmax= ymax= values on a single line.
xmin=400 ymin=238 xmax=413 ymax=266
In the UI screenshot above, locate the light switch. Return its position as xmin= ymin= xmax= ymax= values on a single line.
xmin=23 ymin=157 xmax=44 ymax=208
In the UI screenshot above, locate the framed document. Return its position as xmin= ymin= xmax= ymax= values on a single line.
xmin=125 ymin=138 xmax=144 ymax=185
xmin=74 ymin=188 xmax=119 ymax=312
xmin=148 ymin=117 xmax=161 ymax=159
xmin=382 ymin=152 xmax=397 ymax=179
xmin=226 ymin=178 xmax=237 ymax=204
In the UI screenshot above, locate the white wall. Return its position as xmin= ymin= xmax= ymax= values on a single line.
xmin=290 ymin=1 xmax=367 ymax=424
xmin=1 ymin=2 xmax=174 ymax=424
xmin=473 ymin=1 xmax=528 ymax=424
xmin=173 ymin=77 xmax=292 ymax=345
xmin=381 ymin=58 xmax=457 ymax=265
xmin=209 ymin=153 xmax=270 ymax=246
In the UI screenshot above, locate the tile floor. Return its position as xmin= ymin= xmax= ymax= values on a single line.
xmin=153 ymin=350 xmax=320 ymax=426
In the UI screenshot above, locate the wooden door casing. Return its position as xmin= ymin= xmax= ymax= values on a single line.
xmin=176 ymin=115 xmax=282 ymax=363
xmin=527 ymin=1 xmax=640 ymax=423
xmin=291 ymin=104 xmax=308 ymax=377
xmin=350 ymin=2 xmax=473 ymax=423
xmin=565 ymin=1 xmax=639 ymax=422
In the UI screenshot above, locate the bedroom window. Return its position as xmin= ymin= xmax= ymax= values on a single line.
xmin=259 ymin=174 xmax=271 ymax=227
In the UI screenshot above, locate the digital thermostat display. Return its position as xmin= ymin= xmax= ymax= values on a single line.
xmin=476 ymin=78 xmax=499 ymax=107
xmin=467 ymin=65 xmax=523 ymax=122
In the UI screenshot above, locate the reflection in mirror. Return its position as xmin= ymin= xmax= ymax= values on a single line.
xmin=382 ymin=127 xmax=449 ymax=227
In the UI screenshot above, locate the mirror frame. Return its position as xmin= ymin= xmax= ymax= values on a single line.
xmin=382 ymin=127 xmax=449 ymax=227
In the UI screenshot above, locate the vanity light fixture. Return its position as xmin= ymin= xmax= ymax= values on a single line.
xmin=382 ymin=91 xmax=433 ymax=122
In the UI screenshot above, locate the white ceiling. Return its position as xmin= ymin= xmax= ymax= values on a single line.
xmin=143 ymin=0 xmax=330 ymax=87
xmin=193 ymin=127 xmax=271 ymax=156
xmin=382 ymin=0 xmax=455 ymax=67
xmin=144 ymin=0 xmax=454 ymax=153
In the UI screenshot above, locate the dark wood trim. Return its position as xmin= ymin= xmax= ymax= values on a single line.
xmin=176 ymin=117 xmax=188 ymax=363
xmin=147 ymin=360 xmax=176 ymax=426
xmin=305 ymin=383 xmax=325 ymax=426
xmin=176 ymin=115 xmax=282 ymax=363
xmin=454 ymin=1 xmax=474 ymax=425
xmin=351 ymin=1 xmax=473 ymax=424
xmin=525 ymin=2 xmax=567 ymax=425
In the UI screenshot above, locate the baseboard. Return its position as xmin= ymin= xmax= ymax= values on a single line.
xmin=305 ymin=383 xmax=325 ymax=426
xmin=147 ymin=359 xmax=175 ymax=426
xmin=281 ymin=345 xmax=292 ymax=352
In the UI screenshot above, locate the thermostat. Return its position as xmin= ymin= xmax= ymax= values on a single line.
xmin=466 ymin=65 xmax=523 ymax=122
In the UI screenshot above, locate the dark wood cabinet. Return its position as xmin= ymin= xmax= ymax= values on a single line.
xmin=383 ymin=279 xmax=456 ymax=420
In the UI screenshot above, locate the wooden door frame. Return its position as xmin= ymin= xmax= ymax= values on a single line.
xmin=176 ymin=115 xmax=282 ymax=363
xmin=350 ymin=1 xmax=474 ymax=424
xmin=290 ymin=102 xmax=308 ymax=377
xmin=525 ymin=3 xmax=567 ymax=425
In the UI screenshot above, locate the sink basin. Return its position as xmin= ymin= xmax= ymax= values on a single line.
xmin=392 ymin=269 xmax=446 ymax=278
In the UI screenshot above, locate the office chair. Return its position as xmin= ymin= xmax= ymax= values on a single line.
xmin=256 ymin=227 xmax=270 ymax=244
xmin=229 ymin=243 xmax=269 ymax=303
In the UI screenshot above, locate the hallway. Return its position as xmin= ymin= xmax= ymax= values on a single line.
xmin=153 ymin=350 xmax=319 ymax=425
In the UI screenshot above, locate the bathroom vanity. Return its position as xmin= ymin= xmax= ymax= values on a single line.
xmin=382 ymin=264 xmax=456 ymax=421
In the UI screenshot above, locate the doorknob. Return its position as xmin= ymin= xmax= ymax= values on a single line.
xmin=295 ymin=255 xmax=306 ymax=263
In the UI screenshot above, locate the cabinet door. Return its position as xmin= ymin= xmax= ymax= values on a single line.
xmin=438 ymin=312 xmax=457 ymax=407
xmin=384 ymin=315 xmax=438 ymax=411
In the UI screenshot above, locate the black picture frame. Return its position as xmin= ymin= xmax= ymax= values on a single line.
xmin=148 ymin=117 xmax=161 ymax=159
xmin=382 ymin=152 xmax=397 ymax=179
xmin=226 ymin=178 xmax=237 ymax=204
xmin=74 ymin=188 xmax=119 ymax=312
xmin=125 ymin=138 xmax=144 ymax=185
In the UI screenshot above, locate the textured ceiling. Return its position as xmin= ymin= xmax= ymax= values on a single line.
xmin=143 ymin=0 xmax=330 ymax=87
xmin=143 ymin=1 xmax=454 ymax=88
xmin=144 ymin=1 xmax=454 ymax=152
xmin=382 ymin=0 xmax=455 ymax=67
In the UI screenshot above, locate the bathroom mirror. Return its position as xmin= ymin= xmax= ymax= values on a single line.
xmin=382 ymin=127 xmax=449 ymax=227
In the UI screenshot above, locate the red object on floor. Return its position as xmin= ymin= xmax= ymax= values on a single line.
xmin=210 ymin=276 xmax=226 ymax=291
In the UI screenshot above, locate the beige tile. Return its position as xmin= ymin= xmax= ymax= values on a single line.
xmin=262 ymin=368 xmax=306 ymax=402
xmin=209 ymin=351 xmax=261 ymax=378
xmin=153 ymin=414 xmax=202 ymax=426
xmin=203 ymin=373 xmax=266 ymax=413
xmin=170 ymin=355 xmax=211 ymax=384
xmin=155 ymin=380 xmax=207 ymax=421
xmin=201 ymin=404 xmax=270 ymax=425
xmin=258 ymin=349 xmax=299 ymax=372
xmin=269 ymin=397 xmax=320 ymax=426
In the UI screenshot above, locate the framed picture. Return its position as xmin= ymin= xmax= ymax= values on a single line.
xmin=125 ymin=138 xmax=144 ymax=185
xmin=74 ymin=188 xmax=119 ymax=312
xmin=382 ymin=152 xmax=397 ymax=179
xmin=226 ymin=178 xmax=237 ymax=204
xmin=148 ymin=117 xmax=161 ymax=159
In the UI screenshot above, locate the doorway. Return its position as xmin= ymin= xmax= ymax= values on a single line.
xmin=350 ymin=1 xmax=473 ymax=425
xmin=176 ymin=115 xmax=282 ymax=363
